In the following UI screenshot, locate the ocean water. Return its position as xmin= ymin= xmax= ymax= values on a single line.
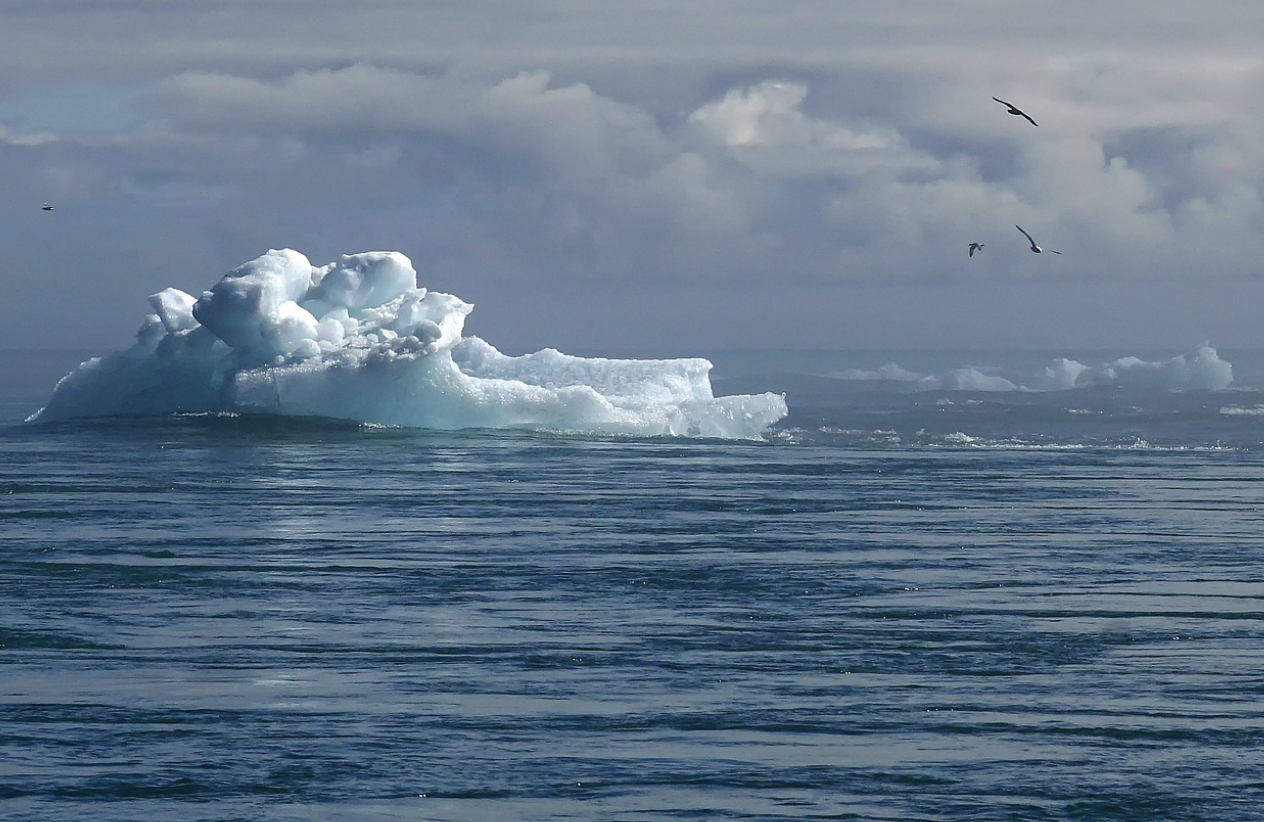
xmin=4 ymin=347 xmax=1264 ymax=821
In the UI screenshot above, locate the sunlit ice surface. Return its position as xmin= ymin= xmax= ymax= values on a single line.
xmin=28 ymin=249 xmax=787 ymax=438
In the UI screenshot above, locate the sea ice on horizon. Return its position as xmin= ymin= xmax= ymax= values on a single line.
xmin=837 ymin=345 xmax=1233 ymax=392
xmin=29 ymin=249 xmax=788 ymax=438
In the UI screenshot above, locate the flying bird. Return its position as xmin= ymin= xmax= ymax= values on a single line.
xmin=1015 ymin=225 xmax=1061 ymax=254
xmin=992 ymin=96 xmax=1038 ymax=127
xmin=968 ymin=242 xmax=985 ymax=257
xmin=41 ymin=203 xmax=55 ymax=211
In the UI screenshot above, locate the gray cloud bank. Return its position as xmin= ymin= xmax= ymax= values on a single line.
xmin=3 ymin=2 xmax=1264 ymax=352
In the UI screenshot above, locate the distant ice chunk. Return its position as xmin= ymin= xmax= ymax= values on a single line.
xmin=831 ymin=345 xmax=1233 ymax=393
xmin=29 ymin=248 xmax=787 ymax=439
xmin=1029 ymin=345 xmax=1233 ymax=391
xmin=836 ymin=363 xmax=921 ymax=382
xmin=918 ymin=369 xmax=1018 ymax=392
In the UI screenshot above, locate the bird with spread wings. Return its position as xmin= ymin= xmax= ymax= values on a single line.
xmin=992 ymin=96 xmax=1038 ymax=127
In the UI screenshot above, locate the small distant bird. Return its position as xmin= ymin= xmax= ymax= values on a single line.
xmin=968 ymin=242 xmax=985 ymax=258
xmin=1016 ymin=224 xmax=1061 ymax=254
xmin=41 ymin=202 xmax=55 ymax=211
xmin=992 ymin=96 xmax=1038 ymax=127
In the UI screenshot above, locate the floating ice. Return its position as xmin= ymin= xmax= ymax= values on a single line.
xmin=836 ymin=346 xmax=1233 ymax=392
xmin=1029 ymin=346 xmax=1233 ymax=391
xmin=920 ymin=369 xmax=1019 ymax=392
xmin=29 ymin=249 xmax=788 ymax=438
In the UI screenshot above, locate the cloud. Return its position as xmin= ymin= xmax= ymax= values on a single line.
xmin=690 ymin=80 xmax=894 ymax=150
xmin=0 ymin=123 xmax=56 ymax=146
xmin=27 ymin=61 xmax=1264 ymax=279
xmin=7 ymin=4 xmax=1264 ymax=351
xmin=137 ymin=67 xmax=770 ymax=273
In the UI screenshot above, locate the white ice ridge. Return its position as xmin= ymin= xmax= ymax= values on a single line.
xmin=29 ymin=249 xmax=788 ymax=438
xmin=837 ymin=346 xmax=1233 ymax=392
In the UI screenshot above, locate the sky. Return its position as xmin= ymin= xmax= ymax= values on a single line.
xmin=3 ymin=0 xmax=1264 ymax=355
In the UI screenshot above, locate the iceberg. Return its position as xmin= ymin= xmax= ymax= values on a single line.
xmin=1028 ymin=347 xmax=1233 ymax=391
xmin=29 ymin=249 xmax=788 ymax=438
xmin=835 ymin=346 xmax=1233 ymax=393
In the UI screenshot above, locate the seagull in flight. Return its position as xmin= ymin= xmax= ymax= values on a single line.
xmin=1015 ymin=225 xmax=1060 ymax=254
xmin=968 ymin=242 xmax=985 ymax=257
xmin=992 ymin=96 xmax=1038 ymax=127
xmin=41 ymin=202 xmax=55 ymax=211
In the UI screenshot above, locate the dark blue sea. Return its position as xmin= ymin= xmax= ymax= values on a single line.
xmin=4 ymin=347 xmax=1264 ymax=821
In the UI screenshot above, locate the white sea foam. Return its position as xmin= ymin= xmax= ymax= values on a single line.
xmin=835 ymin=346 xmax=1233 ymax=392
xmin=29 ymin=249 xmax=788 ymax=438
